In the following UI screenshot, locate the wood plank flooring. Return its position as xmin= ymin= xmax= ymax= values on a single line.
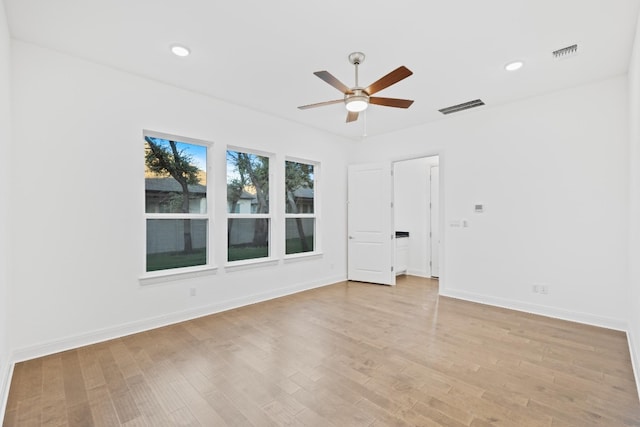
xmin=4 ymin=276 xmax=640 ymax=426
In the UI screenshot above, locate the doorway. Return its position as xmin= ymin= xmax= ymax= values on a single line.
xmin=393 ymin=155 xmax=440 ymax=278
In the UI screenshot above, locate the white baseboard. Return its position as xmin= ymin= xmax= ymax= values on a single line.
xmin=627 ymin=329 xmax=640 ymax=402
xmin=0 ymin=358 xmax=13 ymax=423
xmin=406 ymin=269 xmax=431 ymax=278
xmin=439 ymin=288 xmax=628 ymax=331
xmin=11 ymin=275 xmax=345 ymax=364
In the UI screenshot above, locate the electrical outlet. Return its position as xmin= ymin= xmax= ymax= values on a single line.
xmin=189 ymin=287 xmax=196 ymax=297
xmin=532 ymin=283 xmax=549 ymax=294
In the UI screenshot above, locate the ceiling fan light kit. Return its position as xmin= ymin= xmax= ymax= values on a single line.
xmin=345 ymin=91 xmax=369 ymax=112
xmin=298 ymin=52 xmax=414 ymax=123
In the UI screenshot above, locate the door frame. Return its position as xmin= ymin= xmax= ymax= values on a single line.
xmin=429 ymin=164 xmax=440 ymax=278
xmin=391 ymin=153 xmax=444 ymax=289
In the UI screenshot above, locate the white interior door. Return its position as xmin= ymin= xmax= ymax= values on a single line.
xmin=348 ymin=163 xmax=395 ymax=286
xmin=430 ymin=165 xmax=440 ymax=277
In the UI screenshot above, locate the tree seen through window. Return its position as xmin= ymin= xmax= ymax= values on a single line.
xmin=226 ymin=150 xmax=270 ymax=261
xmin=144 ymin=136 xmax=208 ymax=271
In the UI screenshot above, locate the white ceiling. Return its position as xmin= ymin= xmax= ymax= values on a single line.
xmin=4 ymin=0 xmax=640 ymax=140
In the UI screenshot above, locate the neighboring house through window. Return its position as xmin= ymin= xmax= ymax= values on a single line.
xmin=144 ymin=131 xmax=210 ymax=272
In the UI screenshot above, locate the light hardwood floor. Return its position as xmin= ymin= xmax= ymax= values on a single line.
xmin=4 ymin=276 xmax=640 ymax=426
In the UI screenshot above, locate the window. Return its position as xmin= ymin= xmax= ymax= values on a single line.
xmin=226 ymin=149 xmax=271 ymax=262
xmin=285 ymin=159 xmax=316 ymax=255
xmin=144 ymin=132 xmax=209 ymax=272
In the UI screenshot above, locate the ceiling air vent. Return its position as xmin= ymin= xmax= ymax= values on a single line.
xmin=553 ymin=44 xmax=578 ymax=60
xmin=438 ymin=99 xmax=485 ymax=115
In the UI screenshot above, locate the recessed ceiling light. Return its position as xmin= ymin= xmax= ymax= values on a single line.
xmin=171 ymin=45 xmax=190 ymax=57
xmin=505 ymin=60 xmax=524 ymax=71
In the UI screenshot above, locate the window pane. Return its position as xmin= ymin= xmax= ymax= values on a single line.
xmin=227 ymin=150 xmax=269 ymax=214
xmin=146 ymin=219 xmax=207 ymax=271
xmin=285 ymin=161 xmax=314 ymax=214
xmin=145 ymin=137 xmax=207 ymax=214
xmin=286 ymin=218 xmax=315 ymax=254
xmin=228 ymin=218 xmax=269 ymax=261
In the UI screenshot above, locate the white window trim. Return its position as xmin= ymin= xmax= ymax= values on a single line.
xmin=283 ymin=252 xmax=323 ymax=263
xmin=139 ymin=265 xmax=218 ymax=286
xmin=140 ymin=130 xmax=214 ymax=284
xmin=145 ymin=213 xmax=209 ymax=220
xmin=224 ymin=257 xmax=279 ymax=272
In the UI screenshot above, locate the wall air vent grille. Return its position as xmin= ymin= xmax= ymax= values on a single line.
xmin=553 ymin=44 xmax=578 ymax=59
xmin=438 ymin=99 xmax=485 ymax=115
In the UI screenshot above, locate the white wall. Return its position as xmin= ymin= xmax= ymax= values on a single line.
xmin=350 ymin=76 xmax=630 ymax=330
xmin=9 ymin=41 xmax=349 ymax=360
xmin=628 ymin=9 xmax=640 ymax=398
xmin=0 ymin=0 xmax=11 ymax=415
xmin=394 ymin=156 xmax=439 ymax=277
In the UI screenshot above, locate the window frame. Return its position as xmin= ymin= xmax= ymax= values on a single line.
xmin=225 ymin=146 xmax=275 ymax=266
xmin=140 ymin=130 xmax=216 ymax=284
xmin=284 ymin=157 xmax=320 ymax=259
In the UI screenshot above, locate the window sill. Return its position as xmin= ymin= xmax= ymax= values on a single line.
xmin=225 ymin=257 xmax=279 ymax=272
xmin=284 ymin=251 xmax=324 ymax=263
xmin=139 ymin=265 xmax=218 ymax=286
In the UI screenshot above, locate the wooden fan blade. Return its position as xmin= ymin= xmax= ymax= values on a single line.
xmin=298 ymin=99 xmax=344 ymax=110
xmin=365 ymin=66 xmax=413 ymax=95
xmin=314 ymin=71 xmax=353 ymax=94
xmin=369 ymin=97 xmax=414 ymax=108
xmin=346 ymin=111 xmax=359 ymax=123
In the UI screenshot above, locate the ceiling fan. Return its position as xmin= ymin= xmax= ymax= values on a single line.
xmin=298 ymin=52 xmax=414 ymax=123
